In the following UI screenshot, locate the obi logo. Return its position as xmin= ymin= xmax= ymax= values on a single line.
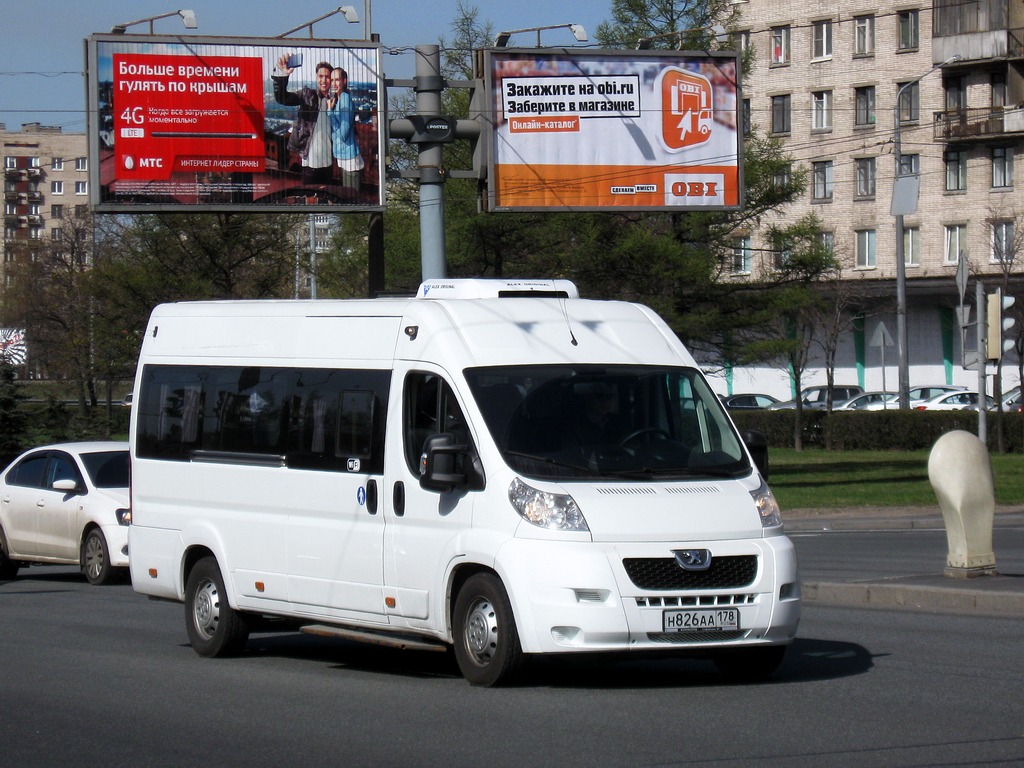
xmin=655 ymin=67 xmax=714 ymax=152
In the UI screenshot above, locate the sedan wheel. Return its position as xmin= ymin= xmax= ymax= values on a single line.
xmin=82 ymin=529 xmax=114 ymax=585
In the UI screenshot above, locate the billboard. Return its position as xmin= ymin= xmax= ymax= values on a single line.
xmin=86 ymin=35 xmax=383 ymax=212
xmin=483 ymin=49 xmax=742 ymax=212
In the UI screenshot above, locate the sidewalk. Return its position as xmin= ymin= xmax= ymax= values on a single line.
xmin=784 ymin=505 xmax=1024 ymax=619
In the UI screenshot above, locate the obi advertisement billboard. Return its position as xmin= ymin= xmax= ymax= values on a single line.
xmin=86 ymin=35 xmax=383 ymax=212
xmin=483 ymin=49 xmax=742 ymax=212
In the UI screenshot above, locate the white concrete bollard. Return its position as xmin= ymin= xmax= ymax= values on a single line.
xmin=927 ymin=430 xmax=997 ymax=578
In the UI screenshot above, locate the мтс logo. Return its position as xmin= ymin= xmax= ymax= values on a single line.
xmin=656 ymin=67 xmax=714 ymax=152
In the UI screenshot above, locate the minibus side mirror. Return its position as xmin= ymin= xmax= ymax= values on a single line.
xmin=742 ymin=429 xmax=769 ymax=480
xmin=419 ymin=432 xmax=487 ymax=493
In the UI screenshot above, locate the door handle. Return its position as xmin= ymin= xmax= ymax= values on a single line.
xmin=393 ymin=481 xmax=405 ymax=517
xmin=366 ymin=479 xmax=378 ymax=515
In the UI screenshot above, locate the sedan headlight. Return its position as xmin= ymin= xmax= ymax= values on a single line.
xmin=508 ymin=478 xmax=589 ymax=532
xmin=750 ymin=477 xmax=782 ymax=528
xmin=116 ymin=508 xmax=132 ymax=526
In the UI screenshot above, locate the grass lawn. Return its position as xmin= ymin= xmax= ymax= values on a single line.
xmin=768 ymin=448 xmax=1024 ymax=511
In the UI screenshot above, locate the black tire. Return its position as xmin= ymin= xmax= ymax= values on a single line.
xmin=713 ymin=645 xmax=787 ymax=682
xmin=452 ymin=573 xmax=525 ymax=687
xmin=0 ymin=528 xmax=19 ymax=580
xmin=184 ymin=557 xmax=249 ymax=657
xmin=82 ymin=528 xmax=115 ymax=586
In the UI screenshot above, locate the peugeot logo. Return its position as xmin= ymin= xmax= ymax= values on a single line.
xmin=673 ymin=549 xmax=712 ymax=571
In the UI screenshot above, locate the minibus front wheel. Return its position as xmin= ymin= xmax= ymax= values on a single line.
xmin=184 ymin=556 xmax=250 ymax=657
xmin=452 ymin=572 xmax=525 ymax=686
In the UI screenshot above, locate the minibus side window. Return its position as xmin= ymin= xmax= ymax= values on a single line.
xmin=403 ymin=373 xmax=473 ymax=474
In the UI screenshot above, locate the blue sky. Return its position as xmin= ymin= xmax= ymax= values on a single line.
xmin=0 ymin=0 xmax=613 ymax=133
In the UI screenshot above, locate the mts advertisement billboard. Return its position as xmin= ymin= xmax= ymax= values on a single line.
xmin=86 ymin=35 xmax=383 ymax=212
xmin=483 ymin=49 xmax=741 ymax=212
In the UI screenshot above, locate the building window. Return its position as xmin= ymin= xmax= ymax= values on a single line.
xmin=855 ymin=158 xmax=876 ymax=197
xmin=771 ymin=94 xmax=791 ymax=133
xmin=4 ymin=203 xmax=16 ymax=216
xmin=732 ymin=236 xmax=752 ymax=274
xmin=944 ymin=224 xmax=967 ymax=264
xmin=770 ymin=26 xmax=791 ymax=65
xmin=812 ymin=160 xmax=834 ymax=201
xmin=819 ymin=231 xmax=835 ymax=254
xmin=897 ymin=81 xmax=920 ymax=123
xmin=75 ymin=181 xmax=88 ymax=195
xmin=51 ymin=227 xmax=63 ymax=241
xmin=51 ymin=204 xmax=63 ymax=218
xmin=75 ymin=204 xmax=88 ymax=217
xmin=992 ymin=73 xmax=1007 ymax=108
xmin=51 ymin=180 xmax=63 ymax=195
xmin=992 ymin=147 xmax=1013 ymax=188
xmin=944 ymin=77 xmax=966 ymax=111
xmin=28 ymin=157 xmax=40 ymax=168
xmin=855 ymin=86 xmax=876 ymax=126
xmin=898 ymin=154 xmax=920 ymax=176
xmin=29 ymin=226 xmax=43 ymax=240
xmin=945 ymin=150 xmax=967 ymax=191
xmin=52 ymin=157 xmax=64 ymax=171
xmin=904 ymin=226 xmax=921 ymax=267
xmin=772 ymin=163 xmax=792 ymax=190
xmin=741 ymin=99 xmax=751 ymax=135
xmin=3 ymin=157 xmax=15 ymax=170
xmin=812 ymin=91 xmax=832 ymax=130
xmin=992 ymin=221 xmax=1015 ymax=263
xmin=75 ymin=157 xmax=88 ymax=172
xmin=898 ymin=10 xmax=919 ymax=50
xmin=854 ymin=16 xmax=875 ymax=55
xmin=855 ymin=229 xmax=876 ymax=268
xmin=812 ymin=20 xmax=833 ymax=60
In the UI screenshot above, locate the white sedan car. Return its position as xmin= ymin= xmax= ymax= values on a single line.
xmin=0 ymin=442 xmax=130 ymax=584
xmin=913 ymin=391 xmax=980 ymax=411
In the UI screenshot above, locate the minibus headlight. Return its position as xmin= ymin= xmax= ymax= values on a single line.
xmin=116 ymin=508 xmax=132 ymax=526
xmin=750 ymin=478 xmax=782 ymax=528
xmin=508 ymin=478 xmax=589 ymax=532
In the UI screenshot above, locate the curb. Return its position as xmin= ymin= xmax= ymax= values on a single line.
xmin=802 ymin=577 xmax=1024 ymax=618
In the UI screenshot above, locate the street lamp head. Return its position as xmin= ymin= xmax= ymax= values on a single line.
xmin=569 ymin=24 xmax=588 ymax=43
xmin=110 ymin=8 xmax=198 ymax=34
xmin=178 ymin=10 xmax=198 ymax=30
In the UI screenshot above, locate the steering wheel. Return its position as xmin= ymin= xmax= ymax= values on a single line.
xmin=618 ymin=428 xmax=671 ymax=448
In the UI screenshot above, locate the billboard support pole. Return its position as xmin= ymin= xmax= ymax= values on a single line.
xmin=414 ymin=45 xmax=447 ymax=280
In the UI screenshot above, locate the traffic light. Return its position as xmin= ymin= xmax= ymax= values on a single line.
xmin=986 ymin=288 xmax=1016 ymax=361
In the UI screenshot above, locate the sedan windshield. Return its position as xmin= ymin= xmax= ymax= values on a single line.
xmin=465 ymin=365 xmax=749 ymax=481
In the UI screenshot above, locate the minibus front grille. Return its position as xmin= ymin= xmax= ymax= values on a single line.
xmin=622 ymin=555 xmax=757 ymax=590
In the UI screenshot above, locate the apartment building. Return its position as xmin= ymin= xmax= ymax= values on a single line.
xmin=724 ymin=0 xmax=1023 ymax=398
xmin=2 ymin=123 xmax=90 ymax=284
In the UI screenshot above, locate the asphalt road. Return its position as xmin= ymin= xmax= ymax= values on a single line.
xmin=2 ymin=528 xmax=1022 ymax=768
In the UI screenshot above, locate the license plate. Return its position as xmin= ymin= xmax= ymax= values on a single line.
xmin=663 ymin=608 xmax=739 ymax=632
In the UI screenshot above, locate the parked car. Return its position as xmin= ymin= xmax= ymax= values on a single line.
xmin=0 ymin=442 xmax=130 ymax=584
xmin=988 ymin=386 xmax=1022 ymax=412
xmin=862 ymin=385 xmax=968 ymax=410
xmin=914 ymin=391 xmax=980 ymax=411
xmin=768 ymin=385 xmax=864 ymax=411
xmin=721 ymin=393 xmax=780 ymax=410
xmin=835 ymin=391 xmax=896 ymax=410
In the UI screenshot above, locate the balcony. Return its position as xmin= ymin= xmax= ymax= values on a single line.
xmin=933 ymin=106 xmax=1024 ymax=141
xmin=933 ymin=27 xmax=1024 ymax=64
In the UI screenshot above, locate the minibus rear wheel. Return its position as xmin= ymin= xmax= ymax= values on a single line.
xmin=185 ymin=556 xmax=250 ymax=657
xmin=453 ymin=573 xmax=524 ymax=686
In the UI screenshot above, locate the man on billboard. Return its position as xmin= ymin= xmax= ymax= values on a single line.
xmin=272 ymin=54 xmax=334 ymax=185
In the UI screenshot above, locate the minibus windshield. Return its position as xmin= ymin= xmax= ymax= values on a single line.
xmin=465 ymin=365 xmax=749 ymax=481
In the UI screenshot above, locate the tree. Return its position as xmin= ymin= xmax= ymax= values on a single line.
xmin=0 ymin=360 xmax=28 ymax=463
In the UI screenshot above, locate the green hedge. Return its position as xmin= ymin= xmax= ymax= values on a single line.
xmin=732 ymin=409 xmax=1024 ymax=452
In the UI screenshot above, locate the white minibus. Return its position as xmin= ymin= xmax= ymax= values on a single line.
xmin=128 ymin=279 xmax=800 ymax=685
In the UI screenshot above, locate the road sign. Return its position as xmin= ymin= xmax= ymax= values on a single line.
xmin=870 ymin=322 xmax=893 ymax=347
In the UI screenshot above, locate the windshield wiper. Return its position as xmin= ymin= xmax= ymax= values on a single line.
xmin=503 ymin=450 xmax=596 ymax=475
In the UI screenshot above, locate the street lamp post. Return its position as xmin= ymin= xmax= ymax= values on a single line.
xmin=892 ymin=56 xmax=960 ymax=409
